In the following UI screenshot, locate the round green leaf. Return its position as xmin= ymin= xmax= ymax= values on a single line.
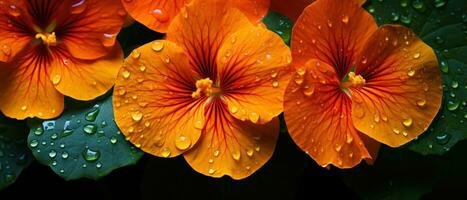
xmin=27 ymin=95 xmax=143 ymax=180
xmin=0 ymin=115 xmax=33 ymax=190
xmin=263 ymin=11 xmax=293 ymax=45
xmin=365 ymin=0 xmax=467 ymax=155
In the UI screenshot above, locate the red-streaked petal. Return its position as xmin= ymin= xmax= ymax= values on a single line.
xmin=0 ymin=0 xmax=34 ymax=62
xmin=217 ymin=26 xmax=291 ymax=124
xmin=0 ymin=47 xmax=64 ymax=119
xmin=284 ymin=59 xmax=375 ymax=168
xmin=58 ymin=0 xmax=126 ymax=60
xmin=114 ymin=40 xmax=203 ymax=158
xmin=291 ymin=0 xmax=377 ymax=78
xmin=351 ymin=25 xmax=442 ymax=147
xmin=184 ymin=99 xmax=279 ymax=179
xmin=166 ymin=0 xmax=252 ymax=80
xmin=49 ymin=44 xmax=123 ymax=101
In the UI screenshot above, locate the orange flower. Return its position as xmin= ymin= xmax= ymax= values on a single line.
xmin=284 ymin=0 xmax=442 ymax=168
xmin=0 ymin=0 xmax=126 ymax=120
xmin=121 ymin=0 xmax=270 ymax=32
xmin=114 ymin=0 xmax=291 ymax=179
xmin=271 ymin=0 xmax=365 ymax=22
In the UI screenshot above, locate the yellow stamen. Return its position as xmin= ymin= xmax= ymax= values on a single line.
xmin=192 ymin=78 xmax=215 ymax=99
xmin=35 ymin=32 xmax=57 ymax=46
xmin=341 ymin=72 xmax=366 ymax=89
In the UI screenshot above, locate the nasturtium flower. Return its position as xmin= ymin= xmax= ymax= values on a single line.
xmin=114 ymin=0 xmax=291 ymax=179
xmin=121 ymin=0 xmax=270 ymax=33
xmin=0 ymin=0 xmax=126 ymax=120
xmin=284 ymin=0 xmax=442 ymax=168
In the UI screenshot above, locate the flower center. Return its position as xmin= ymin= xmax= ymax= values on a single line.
xmin=191 ymin=78 xmax=221 ymax=99
xmin=35 ymin=32 xmax=57 ymax=46
xmin=341 ymin=72 xmax=366 ymax=89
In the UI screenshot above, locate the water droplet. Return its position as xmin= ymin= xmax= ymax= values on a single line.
xmin=246 ymin=149 xmax=254 ymax=157
xmin=407 ymin=69 xmax=416 ymax=77
xmin=230 ymin=106 xmax=238 ymax=114
xmin=208 ymin=168 xmax=215 ymax=174
xmin=413 ymin=52 xmax=421 ymax=59
xmin=51 ymin=133 xmax=58 ymax=140
xmin=432 ymin=0 xmax=446 ymax=8
xmin=8 ymin=4 xmax=21 ymax=17
xmin=402 ymin=131 xmax=409 ymax=137
xmin=29 ymin=140 xmax=38 ymax=148
xmin=249 ymin=112 xmax=260 ymax=123
xmin=71 ymin=0 xmax=86 ymax=14
xmin=52 ymin=74 xmax=61 ymax=85
xmin=151 ymin=41 xmax=164 ymax=52
xmin=85 ymin=108 xmax=99 ymax=122
xmin=374 ymin=113 xmax=380 ymax=123
xmin=110 ymin=137 xmax=118 ymax=144
xmin=447 ymin=100 xmax=459 ymax=111
xmin=272 ymin=80 xmax=279 ymax=88
xmin=194 ymin=120 xmax=203 ymax=129
xmin=435 ymin=133 xmax=451 ymax=145
xmin=49 ymin=150 xmax=57 ymax=158
xmin=83 ymin=124 xmax=97 ymax=134
xmin=334 ymin=144 xmax=342 ymax=152
xmin=390 ymin=12 xmax=400 ymax=21
xmin=213 ymin=150 xmax=220 ymax=157
xmin=341 ymin=15 xmax=349 ymax=24
xmin=417 ymin=99 xmax=426 ymax=107
xmin=451 ymin=81 xmax=459 ymax=89
xmin=34 ymin=126 xmax=44 ymax=136
xmin=412 ymin=0 xmax=424 ymax=10
xmin=152 ymin=9 xmax=169 ymax=22
xmin=302 ymin=85 xmax=315 ymax=96
xmin=102 ymin=33 xmax=116 ymax=47
xmin=175 ymin=135 xmax=191 ymax=150
xmin=393 ymin=128 xmax=400 ymax=135
xmin=402 ymin=117 xmax=413 ymax=127
xmin=122 ymin=70 xmax=131 ymax=79
xmin=161 ymin=147 xmax=171 ymax=157
xmin=401 ymin=15 xmax=412 ymax=24
xmin=61 ymin=151 xmax=69 ymax=159
xmin=131 ymin=111 xmax=143 ymax=122
xmin=82 ymin=148 xmax=100 ymax=162
xmin=232 ymin=151 xmax=241 ymax=161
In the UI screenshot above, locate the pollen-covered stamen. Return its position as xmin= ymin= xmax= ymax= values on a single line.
xmin=341 ymin=72 xmax=366 ymax=89
xmin=35 ymin=32 xmax=57 ymax=46
xmin=192 ymin=78 xmax=221 ymax=99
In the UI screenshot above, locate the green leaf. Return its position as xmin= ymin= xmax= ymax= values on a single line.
xmin=27 ymin=94 xmax=143 ymax=180
xmin=341 ymin=140 xmax=467 ymax=199
xmin=263 ymin=11 xmax=294 ymax=45
xmin=0 ymin=115 xmax=33 ymax=190
xmin=365 ymin=0 xmax=467 ymax=155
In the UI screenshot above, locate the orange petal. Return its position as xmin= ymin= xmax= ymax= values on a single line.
xmin=0 ymin=47 xmax=64 ymax=119
xmin=184 ymin=101 xmax=279 ymax=179
xmin=291 ymin=0 xmax=377 ymax=78
xmin=231 ymin=0 xmax=270 ymax=23
xmin=59 ymin=0 xmax=126 ymax=60
xmin=0 ymin=0 xmax=34 ymax=62
xmin=114 ymin=40 xmax=203 ymax=158
xmin=284 ymin=59 xmax=374 ymax=168
xmin=167 ymin=0 xmax=253 ymax=78
xmin=350 ymin=25 xmax=442 ymax=147
xmin=121 ymin=0 xmax=188 ymax=33
xmin=49 ymin=45 xmax=123 ymax=101
xmin=217 ymin=26 xmax=291 ymax=124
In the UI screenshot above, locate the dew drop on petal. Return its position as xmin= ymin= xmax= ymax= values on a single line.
xmin=175 ymin=135 xmax=191 ymax=150
xmin=151 ymin=41 xmax=164 ymax=52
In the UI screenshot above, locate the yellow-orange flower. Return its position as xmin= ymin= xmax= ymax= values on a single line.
xmin=0 ymin=0 xmax=126 ymax=119
xmin=121 ymin=0 xmax=270 ymax=32
xmin=114 ymin=0 xmax=291 ymax=179
xmin=284 ymin=0 xmax=442 ymax=168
